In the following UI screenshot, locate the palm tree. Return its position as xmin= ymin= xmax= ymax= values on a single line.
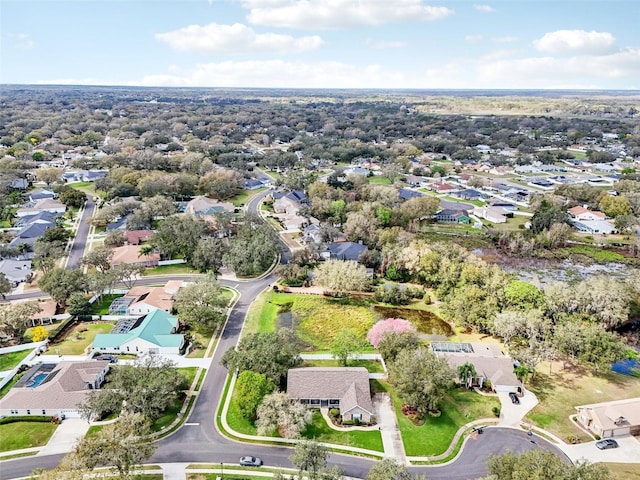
xmin=457 ymin=362 xmax=476 ymax=389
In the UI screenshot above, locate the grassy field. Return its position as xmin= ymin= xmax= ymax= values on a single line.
xmin=230 ymin=188 xmax=267 ymax=207
xmin=602 ymin=463 xmax=640 ymax=480
xmin=24 ymin=322 xmax=59 ymax=342
xmin=526 ymin=361 xmax=640 ymax=443
xmin=0 ymin=350 xmax=32 ymax=371
xmin=142 ymin=264 xmax=198 ymax=276
xmin=177 ymin=367 xmax=199 ymax=389
xmin=90 ymin=294 xmax=124 ymax=315
xmin=0 ymin=422 xmax=58 ymax=452
xmin=52 ymin=322 xmax=114 ymax=355
xmin=383 ymin=381 xmax=500 ymax=456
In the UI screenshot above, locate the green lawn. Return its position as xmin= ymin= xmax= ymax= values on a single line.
xmin=243 ymin=291 xmax=293 ymax=335
xmin=368 ymin=176 xmax=392 ymax=185
xmin=0 ymin=422 xmax=58 ymax=452
xmin=302 ymin=411 xmax=383 ymax=451
xmin=150 ymin=397 xmax=185 ymax=432
xmin=52 ymin=322 xmax=114 ymax=355
xmin=24 ymin=322 xmax=59 ymax=342
xmin=177 ymin=367 xmax=198 ymax=389
xmin=90 ymin=294 xmax=124 ymax=315
xmin=384 ymin=382 xmax=499 ymax=456
xmin=440 ymin=195 xmax=485 ymax=207
xmin=0 ymin=372 xmax=26 ymax=399
xmin=230 ymin=187 xmax=267 ymax=207
xmin=0 ymin=350 xmax=31 ymax=371
xmin=227 ymin=387 xmax=259 ymax=436
xmin=142 ymin=264 xmax=198 ymax=276
xmin=301 ymin=359 xmax=385 ymax=373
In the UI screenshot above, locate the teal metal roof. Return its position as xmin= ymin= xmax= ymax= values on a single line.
xmin=93 ymin=309 xmax=183 ymax=349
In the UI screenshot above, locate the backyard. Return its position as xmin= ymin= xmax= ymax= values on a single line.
xmin=0 ymin=421 xmax=58 ymax=452
xmin=50 ymin=322 xmax=114 ymax=355
xmin=526 ymin=360 xmax=640 ymax=443
xmin=90 ymin=294 xmax=124 ymax=315
xmin=0 ymin=350 xmax=32 ymax=371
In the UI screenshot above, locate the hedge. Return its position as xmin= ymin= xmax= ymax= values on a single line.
xmin=48 ymin=316 xmax=77 ymax=342
xmin=0 ymin=416 xmax=54 ymax=425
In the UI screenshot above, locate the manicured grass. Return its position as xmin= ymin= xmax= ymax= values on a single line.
xmin=526 ymin=362 xmax=640 ymax=443
xmin=23 ymin=322 xmax=59 ymax=342
xmin=177 ymin=367 xmax=198 ymax=389
xmin=386 ymin=382 xmax=500 ymax=456
xmin=243 ymin=291 xmax=296 ymax=336
xmin=52 ymin=322 xmax=114 ymax=355
xmin=230 ymin=187 xmax=267 ymax=207
xmin=89 ymin=294 xmax=124 ymax=315
xmin=0 ymin=349 xmax=31 ymax=371
xmin=227 ymin=388 xmax=259 ymax=436
xmin=150 ymin=397 xmax=185 ymax=432
xmin=303 ymin=411 xmax=383 ymax=451
xmin=368 ymin=176 xmax=392 ymax=185
xmin=440 ymin=195 xmax=485 ymax=207
xmin=602 ymin=463 xmax=640 ymax=480
xmin=142 ymin=264 xmax=197 ymax=276
xmin=301 ymin=359 xmax=385 ymax=373
xmin=85 ymin=424 xmax=103 ymax=437
xmin=0 ymin=372 xmax=26 ymax=399
xmin=0 ymin=422 xmax=58 ymax=452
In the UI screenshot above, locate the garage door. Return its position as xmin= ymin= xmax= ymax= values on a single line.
xmin=494 ymin=384 xmax=516 ymax=393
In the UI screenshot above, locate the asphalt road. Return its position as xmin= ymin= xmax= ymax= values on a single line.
xmin=66 ymin=195 xmax=95 ymax=269
xmin=0 ymin=189 xmax=571 ymax=479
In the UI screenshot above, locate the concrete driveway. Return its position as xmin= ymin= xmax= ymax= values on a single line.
xmin=561 ymin=435 xmax=640 ymax=463
xmin=498 ymin=390 xmax=538 ymax=426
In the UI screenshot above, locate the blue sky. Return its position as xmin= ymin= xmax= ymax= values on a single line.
xmin=1 ymin=0 xmax=638 ymax=89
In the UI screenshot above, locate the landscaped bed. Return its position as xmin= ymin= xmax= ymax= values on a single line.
xmin=50 ymin=322 xmax=114 ymax=355
xmin=0 ymin=421 xmax=58 ymax=452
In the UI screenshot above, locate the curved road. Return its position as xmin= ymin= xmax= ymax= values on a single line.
xmin=0 ymin=189 xmax=569 ymax=479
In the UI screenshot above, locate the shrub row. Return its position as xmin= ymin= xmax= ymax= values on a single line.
xmin=0 ymin=415 xmax=54 ymax=425
xmin=48 ymin=316 xmax=78 ymax=343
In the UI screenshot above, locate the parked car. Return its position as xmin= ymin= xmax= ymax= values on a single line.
xmin=95 ymin=354 xmax=118 ymax=363
xmin=509 ymin=392 xmax=520 ymax=404
xmin=596 ymin=439 xmax=619 ymax=450
xmin=239 ymin=456 xmax=263 ymax=467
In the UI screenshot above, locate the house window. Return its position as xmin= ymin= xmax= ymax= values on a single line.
xmin=42 ymin=410 xmax=46 ymax=415
xmin=310 ymin=399 xmax=321 ymax=406
xmin=329 ymin=399 xmax=339 ymax=406
xmin=10 ymin=410 xmax=18 ymax=415
xmin=26 ymin=409 xmax=31 ymax=415
xmin=352 ymin=413 xmax=361 ymax=421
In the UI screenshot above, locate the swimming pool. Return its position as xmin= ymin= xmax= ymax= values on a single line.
xmin=27 ymin=372 xmax=48 ymax=388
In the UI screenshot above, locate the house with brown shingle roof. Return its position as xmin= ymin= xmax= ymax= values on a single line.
xmin=110 ymin=245 xmax=160 ymax=268
xmin=0 ymin=360 xmax=109 ymax=418
xmin=122 ymin=280 xmax=184 ymax=315
xmin=287 ymin=367 xmax=374 ymax=423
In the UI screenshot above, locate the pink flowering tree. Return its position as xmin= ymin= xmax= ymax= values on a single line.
xmin=367 ymin=318 xmax=416 ymax=348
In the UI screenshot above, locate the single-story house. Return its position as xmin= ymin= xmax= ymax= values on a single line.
xmin=280 ymin=213 xmax=308 ymax=231
xmin=0 ymin=259 xmax=32 ymax=286
xmin=571 ymin=220 xmax=618 ymax=235
xmin=0 ymin=360 xmax=110 ymax=418
xmin=431 ymin=342 xmax=522 ymax=394
xmin=110 ymin=245 xmax=160 ymax=268
xmin=106 ymin=215 xmax=130 ymax=231
xmin=287 ymin=367 xmax=374 ymax=423
xmin=398 ymin=188 xmax=424 ymax=201
xmin=456 ymin=189 xmax=484 ymax=201
xmin=184 ymin=196 xmax=235 ymax=220
xmin=15 ymin=211 xmax=61 ymax=228
xmin=30 ymin=300 xmax=58 ymax=326
xmin=27 ymin=189 xmax=56 ymax=202
xmin=431 ymin=182 xmax=456 ymax=193
xmin=301 ymin=223 xmax=323 ymax=244
xmin=274 ymin=196 xmax=302 ymax=215
xmin=125 ymin=229 xmax=154 ymax=245
xmin=10 ymin=178 xmax=29 ymax=190
xmin=567 ymin=206 xmax=607 ymax=222
xmin=576 ymin=397 xmax=640 ymax=438
xmin=16 ymin=199 xmax=66 ymax=218
xmin=435 ymin=209 xmax=470 ymax=224
xmin=92 ymin=309 xmax=185 ymax=356
xmin=114 ymin=280 xmax=184 ymax=316
xmin=322 ymin=241 xmax=367 ymax=262
xmin=474 ymin=206 xmax=507 ymax=224
xmin=244 ymin=178 xmax=270 ymax=190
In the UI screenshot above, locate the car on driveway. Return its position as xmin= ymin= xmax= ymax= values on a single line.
xmin=95 ymin=354 xmax=118 ymax=363
xmin=509 ymin=392 xmax=520 ymax=404
xmin=595 ymin=439 xmax=618 ymax=450
xmin=239 ymin=456 xmax=263 ymax=467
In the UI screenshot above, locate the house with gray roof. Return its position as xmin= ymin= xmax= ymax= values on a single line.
xmin=322 ymin=241 xmax=367 ymax=262
xmin=0 ymin=259 xmax=32 ymax=286
xmin=0 ymin=360 xmax=110 ymax=418
xmin=287 ymin=367 xmax=374 ymax=423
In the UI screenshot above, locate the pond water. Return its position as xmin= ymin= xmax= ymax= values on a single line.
xmin=373 ymin=306 xmax=454 ymax=338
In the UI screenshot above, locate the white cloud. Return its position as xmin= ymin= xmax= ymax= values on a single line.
xmin=366 ymin=39 xmax=408 ymax=49
xmin=132 ymin=60 xmax=407 ymax=88
xmin=155 ymin=22 xmax=323 ymax=54
xmin=533 ymin=30 xmax=616 ymax=55
xmin=244 ymin=0 xmax=454 ymax=29
xmin=493 ymin=36 xmax=518 ymax=43
xmin=4 ymin=32 xmax=35 ymax=49
xmin=474 ymin=4 xmax=494 ymax=13
xmin=465 ymin=35 xmax=483 ymax=42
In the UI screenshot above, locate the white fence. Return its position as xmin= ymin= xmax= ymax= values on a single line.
xmin=0 ymin=341 xmax=48 ymax=390
xmin=158 ymin=259 xmax=187 ymax=266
